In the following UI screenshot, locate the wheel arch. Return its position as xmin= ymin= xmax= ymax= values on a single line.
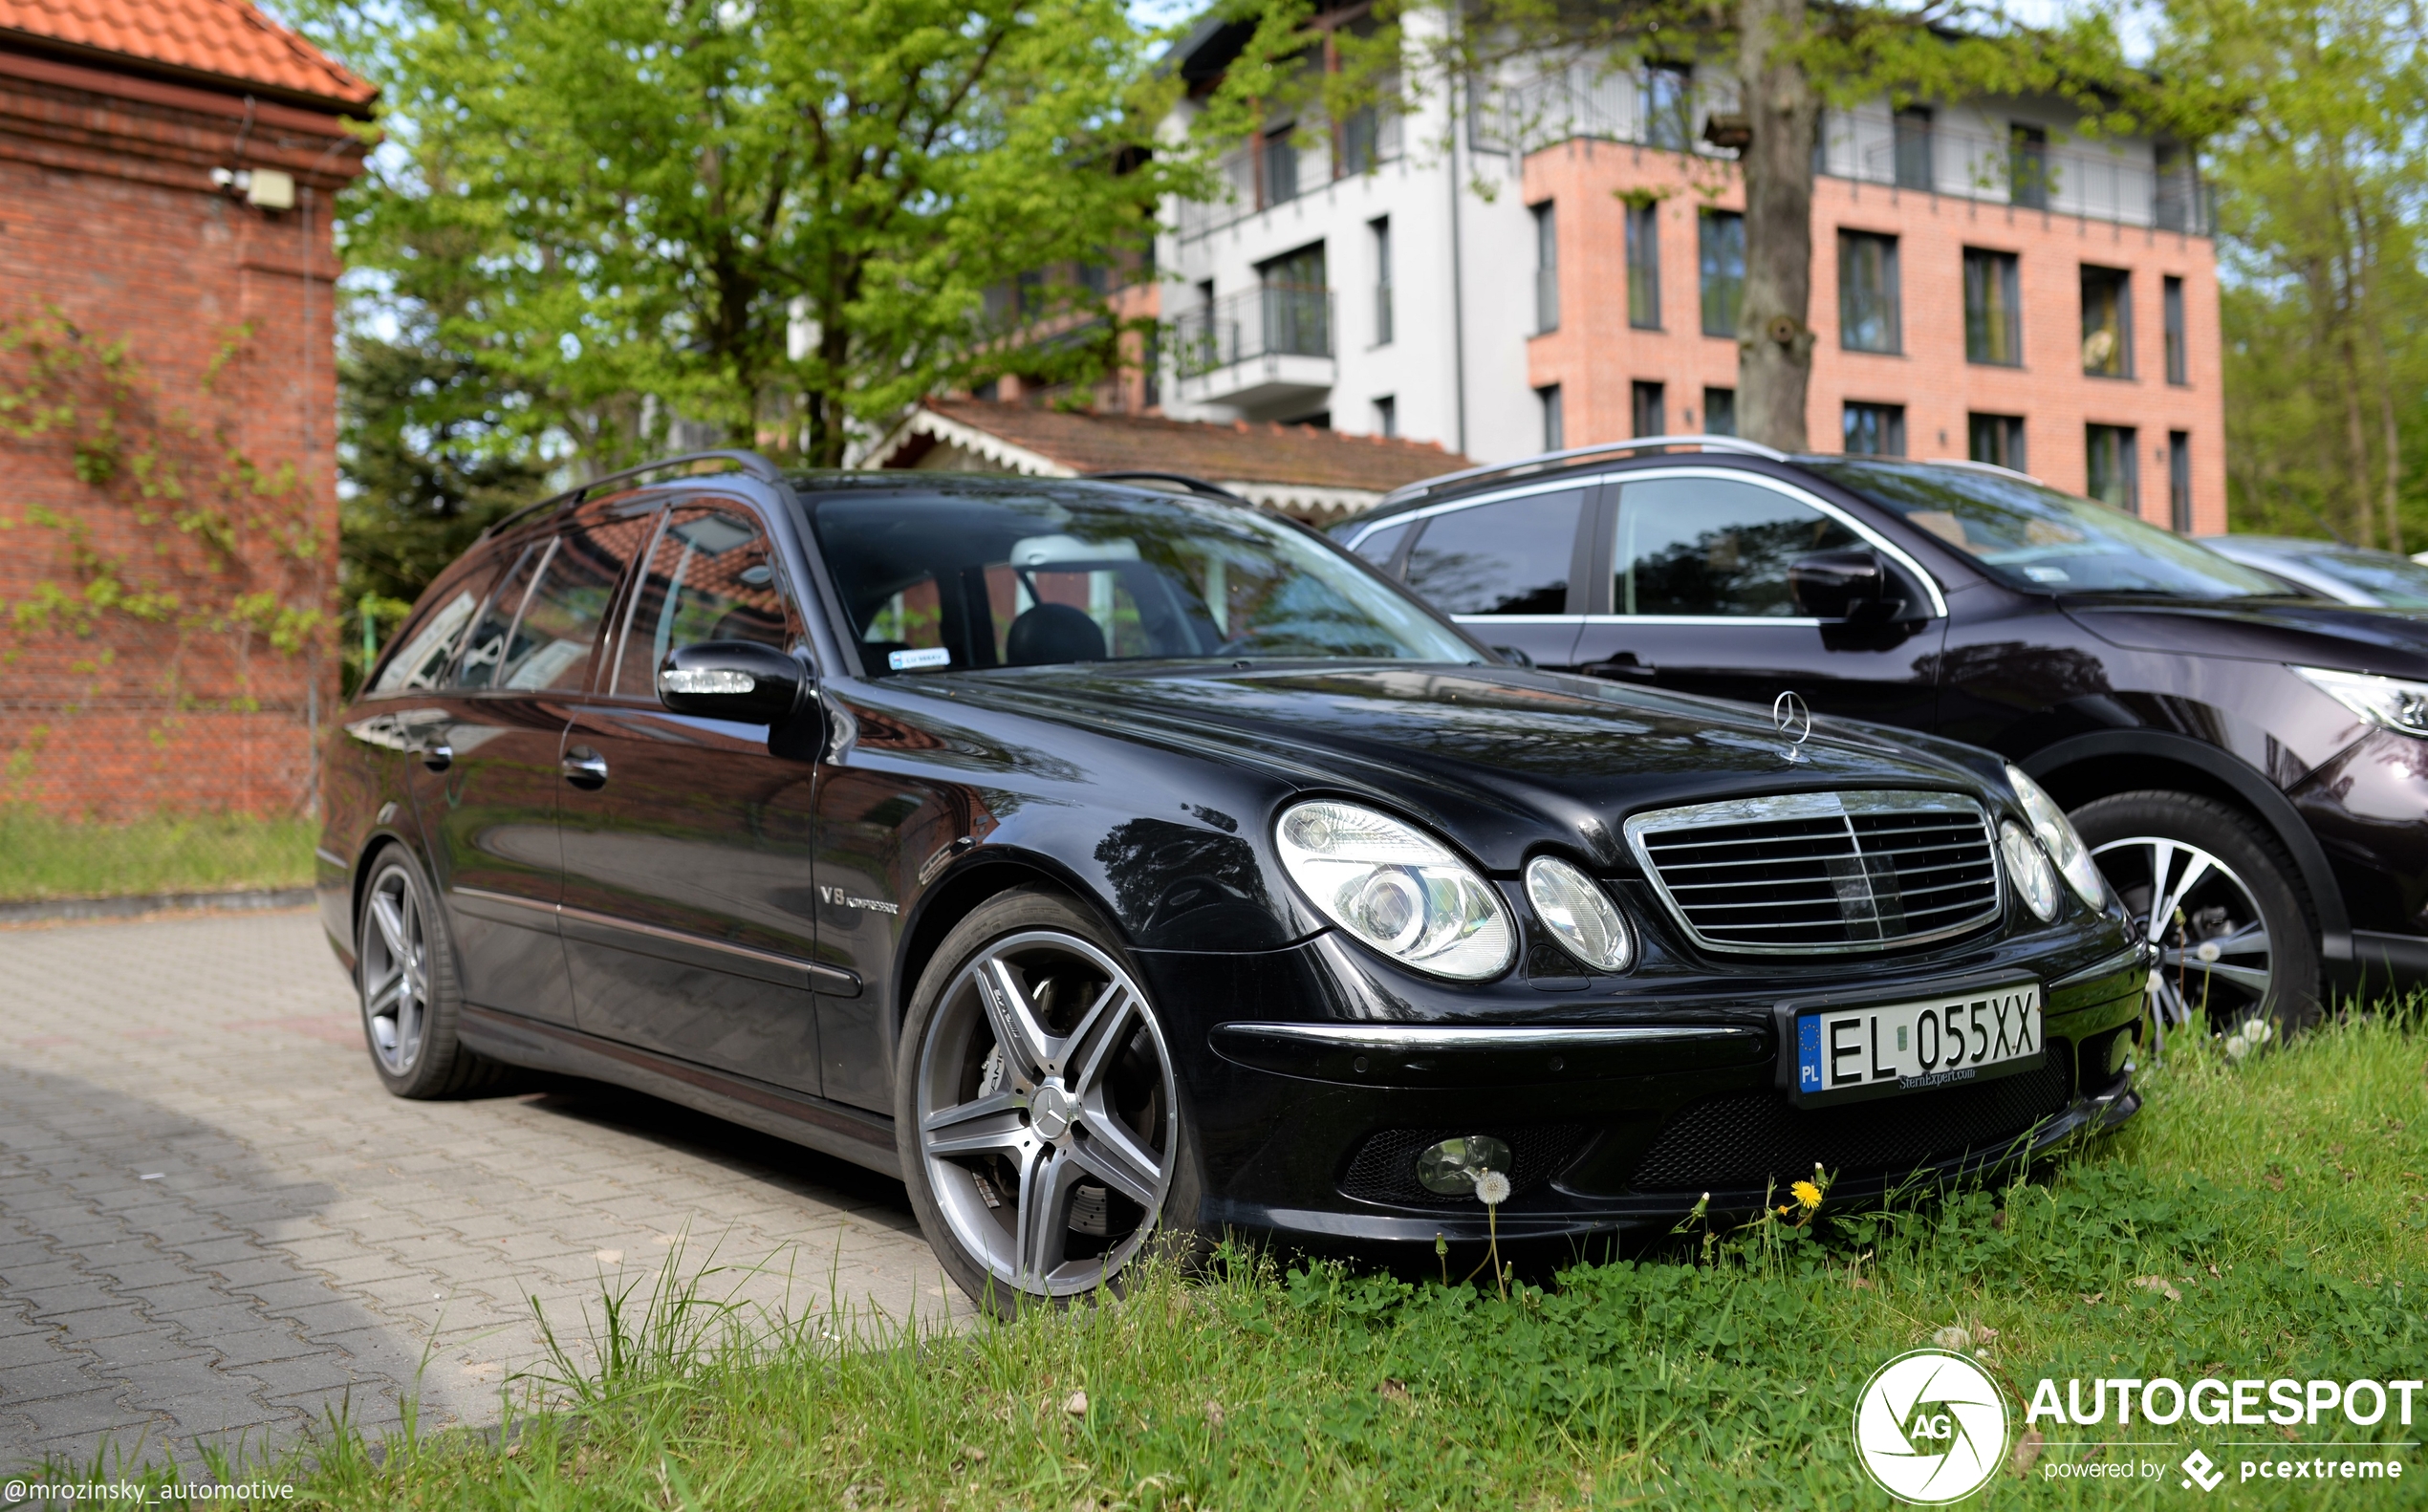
xmin=348 ymin=830 xmax=447 ymax=976
xmin=2021 ymin=730 xmax=2351 ymax=949
xmin=891 ymin=852 xmax=1110 ymax=1058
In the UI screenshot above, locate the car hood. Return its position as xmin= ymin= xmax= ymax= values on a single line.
xmin=2061 ymin=595 xmax=2428 ymax=679
xmin=903 ymin=662 xmax=2006 ymax=873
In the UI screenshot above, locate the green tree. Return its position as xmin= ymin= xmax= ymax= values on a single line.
xmin=2163 ymin=0 xmax=2428 ymax=551
xmin=339 ymin=0 xmax=1190 ymax=469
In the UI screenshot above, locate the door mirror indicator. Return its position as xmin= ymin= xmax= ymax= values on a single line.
xmin=657 ymin=641 xmax=808 ymax=724
xmin=1789 ymin=549 xmax=1916 ymax=623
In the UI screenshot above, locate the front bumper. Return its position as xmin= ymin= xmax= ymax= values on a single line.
xmin=1136 ymin=929 xmax=2148 ymax=1247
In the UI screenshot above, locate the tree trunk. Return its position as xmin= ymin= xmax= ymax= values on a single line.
xmin=1734 ymin=0 xmax=1819 ymax=451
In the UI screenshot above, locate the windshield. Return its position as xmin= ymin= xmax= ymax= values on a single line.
xmin=1804 ymin=460 xmax=2287 ymax=598
xmin=805 ymin=484 xmax=1481 ymax=675
xmin=2249 ymin=541 xmax=2428 ymax=609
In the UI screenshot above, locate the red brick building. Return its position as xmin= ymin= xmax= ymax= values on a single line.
xmin=1521 ymin=125 xmax=2222 ymax=533
xmin=0 ymin=0 xmax=371 ymax=818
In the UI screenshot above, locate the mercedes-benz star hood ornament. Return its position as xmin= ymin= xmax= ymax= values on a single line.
xmin=1773 ymin=690 xmax=1813 ymax=763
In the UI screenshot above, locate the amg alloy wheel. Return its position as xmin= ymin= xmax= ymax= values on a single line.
xmin=900 ymin=893 xmax=1185 ymax=1308
xmin=2073 ymin=791 xmax=2319 ymax=1036
xmin=356 ymin=845 xmax=501 ymax=1098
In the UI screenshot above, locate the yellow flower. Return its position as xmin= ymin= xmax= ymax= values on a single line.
xmin=1791 ymin=1179 xmax=1824 ymax=1212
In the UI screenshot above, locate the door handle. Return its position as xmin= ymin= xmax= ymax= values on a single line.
xmin=1583 ymin=655 xmax=1658 ymax=680
xmin=421 ymin=743 xmax=454 ymax=773
xmin=561 ymin=747 xmax=609 ymax=790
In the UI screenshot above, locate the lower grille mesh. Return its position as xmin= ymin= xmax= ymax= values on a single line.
xmin=1340 ymin=1125 xmax=1591 ymax=1209
xmin=1626 ymin=1049 xmax=2075 ymax=1194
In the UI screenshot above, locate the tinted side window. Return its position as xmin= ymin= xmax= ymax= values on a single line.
xmin=1403 ymin=490 xmax=1583 ymax=615
xmin=451 ymin=540 xmax=547 ymax=690
xmin=611 ymin=505 xmax=796 ymax=699
xmin=370 ymin=551 xmax=507 ymax=696
xmin=501 ymin=513 xmax=657 ymax=692
xmin=1615 ymin=478 xmax=1858 ymax=617
xmin=1348 ymin=519 xmax=1412 ymax=572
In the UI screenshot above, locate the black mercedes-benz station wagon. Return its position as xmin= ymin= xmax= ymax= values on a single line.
xmin=1337 ymin=437 xmax=2428 ymax=1039
xmin=320 ymin=451 xmax=2145 ymax=1307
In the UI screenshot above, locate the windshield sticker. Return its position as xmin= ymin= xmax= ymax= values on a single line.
xmin=888 ymin=647 xmax=952 ymax=671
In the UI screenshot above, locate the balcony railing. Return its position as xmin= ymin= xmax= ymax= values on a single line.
xmin=1172 ymin=112 xmax=1405 ymax=245
xmin=1171 ymin=286 xmax=1334 ymax=378
xmin=1829 ymin=121 xmax=2212 ymax=234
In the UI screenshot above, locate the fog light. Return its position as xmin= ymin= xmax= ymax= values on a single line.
xmin=1416 ymin=1134 xmax=1511 ymax=1196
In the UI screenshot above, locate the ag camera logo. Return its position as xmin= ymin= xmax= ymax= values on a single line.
xmin=1854 ymin=1349 xmax=2011 ymax=1503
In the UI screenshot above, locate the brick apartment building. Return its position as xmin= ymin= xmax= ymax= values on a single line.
xmin=0 ymin=0 xmax=371 ymax=818
xmin=1159 ymin=21 xmax=2226 ymax=536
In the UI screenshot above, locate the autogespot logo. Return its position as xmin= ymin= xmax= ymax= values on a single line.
xmin=1854 ymin=1350 xmax=2011 ymax=1504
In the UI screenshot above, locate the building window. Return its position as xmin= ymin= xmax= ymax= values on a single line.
xmin=1341 ymin=106 xmax=1380 ymax=176
xmin=2010 ymin=123 xmax=2049 ymax=210
xmin=1375 ymin=395 xmax=1398 ymax=439
xmin=1894 ymin=108 xmax=1934 ymax=191
xmin=1643 ymin=64 xmax=1693 ymax=151
xmin=1838 ymin=231 xmax=1901 ymax=354
xmin=1372 ymin=218 xmax=1393 ymax=347
xmin=1844 ymin=402 xmax=1906 ymax=457
xmin=1532 ymin=202 xmax=1559 ymax=335
xmin=2081 ymin=265 xmax=2133 ymax=377
xmin=1632 ymin=380 xmax=1665 ymax=439
xmin=1968 ymin=412 xmax=2026 ymax=472
xmin=2169 ymin=431 xmax=2192 ymax=530
xmin=1703 ymin=386 xmax=1736 ymax=437
xmin=1258 ymin=243 xmax=1328 ymax=357
xmin=1262 ymin=125 xmax=1298 ymax=207
xmin=1700 ymin=209 xmax=1744 ymax=338
xmin=1539 ymin=384 xmax=1565 ymax=451
xmin=1626 ymin=202 xmax=1660 ymax=329
xmin=2163 ymin=275 xmax=2186 ymax=384
xmin=2086 ymin=423 xmax=2139 ymax=511
xmin=1963 ymin=248 xmax=2021 ymax=366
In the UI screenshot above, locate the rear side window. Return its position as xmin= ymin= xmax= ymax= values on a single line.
xmin=1346 ymin=519 xmax=1412 ymax=572
xmin=610 ymin=505 xmax=796 ymax=698
xmin=450 ymin=541 xmax=547 ymax=690
xmin=370 ymin=552 xmax=506 ymax=696
xmin=449 ymin=513 xmax=654 ymax=693
xmin=1403 ymin=489 xmax=1584 ymax=615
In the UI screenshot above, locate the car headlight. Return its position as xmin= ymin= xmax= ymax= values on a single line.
xmin=2000 ymin=820 xmax=2061 ymax=922
xmin=1523 ymin=855 xmax=1634 ymax=973
xmin=1275 ymin=801 xmax=1515 ymax=980
xmin=2293 ymin=665 xmax=2428 ymax=738
xmin=2005 ymin=766 xmax=2106 ymax=910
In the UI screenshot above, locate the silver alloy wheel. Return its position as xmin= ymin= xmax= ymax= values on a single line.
xmin=915 ymin=930 xmax=1178 ymax=1299
xmin=360 ymin=862 xmax=431 ymax=1077
xmin=2089 ymin=835 xmax=2273 ymax=1028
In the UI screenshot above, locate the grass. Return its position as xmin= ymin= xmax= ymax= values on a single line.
xmin=36 ymin=1004 xmax=2428 ymax=1508
xmin=0 ymin=809 xmax=315 ymax=901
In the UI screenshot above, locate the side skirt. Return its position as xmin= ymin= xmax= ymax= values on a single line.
xmin=459 ymin=1004 xmax=902 ymax=1180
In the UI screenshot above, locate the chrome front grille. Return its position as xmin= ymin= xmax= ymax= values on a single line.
xmin=1624 ymin=790 xmax=2003 ymax=955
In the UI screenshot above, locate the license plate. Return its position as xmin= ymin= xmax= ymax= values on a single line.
xmin=1791 ymin=982 xmax=2043 ymax=1108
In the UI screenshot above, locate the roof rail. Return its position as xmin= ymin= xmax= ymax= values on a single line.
xmin=1081 ymin=469 xmax=1251 ymax=506
xmin=1377 ymin=435 xmax=1790 ymax=508
xmin=481 ymin=450 xmax=787 ymax=541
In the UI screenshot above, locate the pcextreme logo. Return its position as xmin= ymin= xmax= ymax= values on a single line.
xmin=1854 ymin=1349 xmax=2010 ymax=1504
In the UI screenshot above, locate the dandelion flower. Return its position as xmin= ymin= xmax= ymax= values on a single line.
xmin=1933 ymin=1325 xmax=1972 ymax=1350
xmin=2242 ymin=1018 xmax=2273 ymax=1046
xmin=2225 ymin=1033 xmax=2251 ymax=1062
xmin=1791 ymin=1179 xmax=1823 ymax=1212
xmin=1474 ymin=1170 xmax=1512 ymax=1206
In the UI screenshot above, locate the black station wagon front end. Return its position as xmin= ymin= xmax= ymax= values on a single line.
xmin=319 ymin=453 xmax=2144 ymax=1309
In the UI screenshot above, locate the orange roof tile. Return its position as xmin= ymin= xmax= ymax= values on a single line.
xmin=0 ymin=0 xmax=375 ymax=111
xmin=909 ymin=400 xmax=1474 ymax=495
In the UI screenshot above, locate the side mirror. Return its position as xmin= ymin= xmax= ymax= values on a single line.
xmin=1789 ymin=548 xmax=1915 ymax=623
xmin=1492 ymin=644 xmax=1536 ymax=669
xmin=657 ymin=640 xmax=808 ymax=724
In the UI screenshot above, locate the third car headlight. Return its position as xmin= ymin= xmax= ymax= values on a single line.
xmin=2005 ymin=765 xmax=2107 ymax=910
xmin=2293 ymin=665 xmax=2428 ymax=738
xmin=2000 ymin=820 xmax=2062 ymax=922
xmin=1524 ymin=855 xmax=1634 ymax=973
xmin=1275 ymin=801 xmax=1515 ymax=981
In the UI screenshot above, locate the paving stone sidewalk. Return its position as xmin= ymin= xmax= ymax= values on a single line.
xmin=0 ymin=908 xmax=965 ymax=1470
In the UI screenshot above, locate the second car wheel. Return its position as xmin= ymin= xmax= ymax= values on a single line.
xmin=357 ymin=843 xmax=508 ymax=1097
xmin=2070 ymin=790 xmax=2321 ymax=1035
xmin=896 ymin=888 xmax=1197 ymax=1314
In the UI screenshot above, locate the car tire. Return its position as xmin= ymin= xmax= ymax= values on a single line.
xmin=895 ymin=887 xmax=1200 ymax=1316
xmin=356 ymin=844 xmax=509 ymax=1098
xmin=2070 ymin=790 xmax=2322 ymax=1034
